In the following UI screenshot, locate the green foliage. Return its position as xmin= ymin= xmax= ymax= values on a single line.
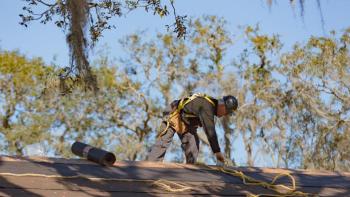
xmin=1 ymin=15 xmax=349 ymax=172
xmin=279 ymin=30 xmax=350 ymax=171
xmin=0 ymin=51 xmax=51 ymax=154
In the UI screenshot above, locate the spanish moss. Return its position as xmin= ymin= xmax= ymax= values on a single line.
xmin=66 ymin=0 xmax=98 ymax=92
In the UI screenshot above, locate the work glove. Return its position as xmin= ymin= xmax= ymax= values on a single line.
xmin=215 ymin=152 xmax=225 ymax=166
xmin=215 ymin=152 xmax=236 ymax=167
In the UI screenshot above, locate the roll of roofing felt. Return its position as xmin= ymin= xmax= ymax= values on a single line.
xmin=71 ymin=141 xmax=116 ymax=166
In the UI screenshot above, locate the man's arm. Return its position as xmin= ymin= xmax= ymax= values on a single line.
xmin=197 ymin=103 xmax=220 ymax=153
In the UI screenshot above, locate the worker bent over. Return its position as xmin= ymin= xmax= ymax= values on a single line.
xmin=147 ymin=93 xmax=238 ymax=164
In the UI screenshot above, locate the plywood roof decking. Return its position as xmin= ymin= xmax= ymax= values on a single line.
xmin=0 ymin=156 xmax=349 ymax=197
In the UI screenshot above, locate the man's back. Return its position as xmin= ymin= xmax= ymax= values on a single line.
xmin=181 ymin=97 xmax=220 ymax=153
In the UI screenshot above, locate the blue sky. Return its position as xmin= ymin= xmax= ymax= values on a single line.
xmin=1 ymin=0 xmax=349 ymax=66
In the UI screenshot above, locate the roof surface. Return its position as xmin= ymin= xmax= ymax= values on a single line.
xmin=0 ymin=156 xmax=349 ymax=196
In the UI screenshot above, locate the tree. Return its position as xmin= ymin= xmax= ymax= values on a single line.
xmin=118 ymin=16 xmax=350 ymax=170
xmin=0 ymin=51 xmax=52 ymax=155
xmin=0 ymin=50 xmax=151 ymax=159
xmin=20 ymin=0 xmax=186 ymax=91
xmin=2 ymin=13 xmax=349 ymax=171
xmin=19 ymin=0 xmax=327 ymax=92
xmin=279 ymin=29 xmax=350 ymax=170
xmin=119 ymin=16 xmax=239 ymax=163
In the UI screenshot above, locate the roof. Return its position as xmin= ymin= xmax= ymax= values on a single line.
xmin=0 ymin=156 xmax=349 ymax=196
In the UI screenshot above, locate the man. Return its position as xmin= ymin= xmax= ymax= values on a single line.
xmin=147 ymin=93 xmax=238 ymax=164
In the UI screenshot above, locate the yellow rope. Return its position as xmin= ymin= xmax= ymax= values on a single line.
xmin=0 ymin=173 xmax=76 ymax=178
xmin=150 ymin=165 xmax=314 ymax=196
xmin=149 ymin=163 xmax=314 ymax=196
xmin=153 ymin=179 xmax=192 ymax=192
xmin=0 ymin=172 xmax=192 ymax=193
xmin=0 ymin=172 xmax=153 ymax=182
xmin=0 ymin=166 xmax=316 ymax=197
xmin=212 ymin=166 xmax=314 ymax=197
xmin=157 ymin=115 xmax=174 ymax=138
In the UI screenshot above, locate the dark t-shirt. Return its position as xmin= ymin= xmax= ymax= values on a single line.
xmin=181 ymin=97 xmax=220 ymax=153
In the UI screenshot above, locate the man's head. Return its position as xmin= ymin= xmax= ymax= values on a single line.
xmin=217 ymin=95 xmax=238 ymax=117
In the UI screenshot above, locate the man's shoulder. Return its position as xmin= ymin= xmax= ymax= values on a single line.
xmin=191 ymin=97 xmax=216 ymax=108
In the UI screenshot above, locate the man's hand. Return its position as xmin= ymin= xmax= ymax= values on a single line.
xmin=215 ymin=152 xmax=225 ymax=163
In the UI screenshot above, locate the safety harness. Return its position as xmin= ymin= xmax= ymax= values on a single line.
xmin=158 ymin=93 xmax=215 ymax=137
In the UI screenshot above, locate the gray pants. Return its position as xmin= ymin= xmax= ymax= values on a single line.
xmin=147 ymin=122 xmax=200 ymax=164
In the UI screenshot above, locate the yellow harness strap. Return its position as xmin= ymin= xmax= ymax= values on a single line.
xmin=178 ymin=93 xmax=215 ymax=110
xmin=157 ymin=93 xmax=215 ymax=138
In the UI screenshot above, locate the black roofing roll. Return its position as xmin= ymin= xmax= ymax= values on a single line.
xmin=71 ymin=141 xmax=116 ymax=166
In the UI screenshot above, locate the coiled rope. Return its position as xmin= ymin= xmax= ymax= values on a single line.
xmin=0 ymin=165 xmax=316 ymax=197
xmin=214 ymin=166 xmax=314 ymax=197
xmin=151 ymin=164 xmax=316 ymax=197
xmin=153 ymin=179 xmax=193 ymax=192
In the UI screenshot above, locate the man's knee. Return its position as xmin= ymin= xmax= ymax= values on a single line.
xmin=147 ymin=143 xmax=165 ymax=161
